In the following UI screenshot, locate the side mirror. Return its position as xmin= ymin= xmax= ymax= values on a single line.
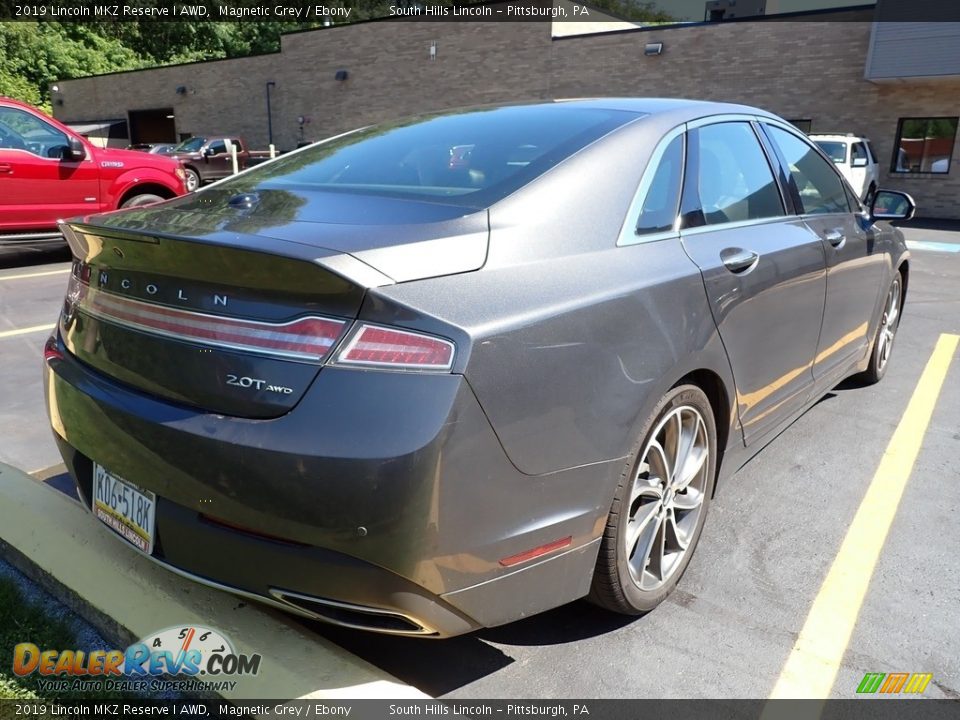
xmin=65 ymin=136 xmax=86 ymax=161
xmin=871 ymin=189 xmax=916 ymax=222
xmin=204 ymin=147 xmax=217 ymax=157
xmin=852 ymin=157 xmax=867 ymax=168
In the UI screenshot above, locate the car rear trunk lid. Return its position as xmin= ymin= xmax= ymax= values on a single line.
xmin=58 ymin=223 xmax=366 ymax=419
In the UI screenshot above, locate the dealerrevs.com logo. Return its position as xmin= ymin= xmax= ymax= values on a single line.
xmin=13 ymin=625 xmax=262 ymax=694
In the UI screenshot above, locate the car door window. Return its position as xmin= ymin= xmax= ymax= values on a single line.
xmin=852 ymin=142 xmax=867 ymax=164
xmin=690 ymin=122 xmax=784 ymax=226
xmin=766 ymin=125 xmax=849 ymax=215
xmin=636 ymin=134 xmax=683 ymax=235
xmin=0 ymin=107 xmax=69 ymax=158
xmin=208 ymin=140 xmax=227 ymax=155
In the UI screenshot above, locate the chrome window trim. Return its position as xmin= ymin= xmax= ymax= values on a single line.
xmin=756 ymin=118 xmax=859 ymax=213
xmin=619 ymin=112 xmax=855 ymax=244
xmin=686 ymin=113 xmax=761 ymax=130
xmin=682 ymin=114 xmax=789 ymax=232
xmin=679 ymin=214 xmax=791 ymax=238
xmin=617 ymin=123 xmax=686 ymax=248
xmin=749 ymin=119 xmax=793 ymax=216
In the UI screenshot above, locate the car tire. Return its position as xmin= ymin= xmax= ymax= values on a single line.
xmin=589 ymin=384 xmax=717 ymax=615
xmin=184 ymin=168 xmax=200 ymax=192
xmin=120 ymin=193 xmax=165 ymax=209
xmin=859 ymin=271 xmax=903 ymax=385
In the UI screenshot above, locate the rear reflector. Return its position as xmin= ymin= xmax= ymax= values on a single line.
xmin=74 ymin=280 xmax=345 ymax=362
xmin=333 ymin=324 xmax=455 ymax=371
xmin=499 ymin=537 xmax=572 ymax=567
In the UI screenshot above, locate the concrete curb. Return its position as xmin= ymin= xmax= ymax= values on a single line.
xmin=0 ymin=462 xmax=428 ymax=700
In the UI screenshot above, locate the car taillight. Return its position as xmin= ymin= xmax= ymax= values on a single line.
xmin=332 ymin=324 xmax=455 ymax=372
xmin=43 ymin=335 xmax=63 ymax=363
xmin=71 ymin=277 xmax=345 ymax=363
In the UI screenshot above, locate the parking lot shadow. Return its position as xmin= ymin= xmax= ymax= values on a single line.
xmin=303 ymin=599 xmax=639 ymax=695
xmin=301 ymin=619 xmax=515 ymax=697
xmin=476 ymin=599 xmax=638 ymax=646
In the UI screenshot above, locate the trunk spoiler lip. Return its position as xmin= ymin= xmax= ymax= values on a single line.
xmin=59 ymin=221 xmax=397 ymax=290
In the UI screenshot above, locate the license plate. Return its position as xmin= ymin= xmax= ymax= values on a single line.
xmin=92 ymin=464 xmax=155 ymax=556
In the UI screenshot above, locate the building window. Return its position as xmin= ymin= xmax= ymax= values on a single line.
xmin=891 ymin=117 xmax=958 ymax=173
xmin=788 ymin=119 xmax=812 ymax=134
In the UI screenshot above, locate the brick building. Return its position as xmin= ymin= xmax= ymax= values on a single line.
xmin=51 ymin=3 xmax=960 ymax=217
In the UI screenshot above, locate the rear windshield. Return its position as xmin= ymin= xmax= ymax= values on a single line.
xmin=222 ymin=105 xmax=639 ymax=206
xmin=814 ymin=141 xmax=848 ymax=164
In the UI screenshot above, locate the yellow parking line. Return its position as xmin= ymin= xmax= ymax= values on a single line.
xmin=768 ymin=332 xmax=959 ymax=700
xmin=0 ymin=323 xmax=55 ymax=339
xmin=0 ymin=268 xmax=69 ymax=281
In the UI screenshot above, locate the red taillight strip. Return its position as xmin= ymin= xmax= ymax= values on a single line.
xmin=334 ymin=324 xmax=455 ymax=371
xmin=78 ymin=283 xmax=345 ymax=362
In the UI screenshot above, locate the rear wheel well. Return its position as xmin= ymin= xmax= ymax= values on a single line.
xmin=675 ymin=369 xmax=731 ymax=492
xmin=897 ymin=259 xmax=909 ymax=302
xmin=118 ymin=183 xmax=175 ymax=207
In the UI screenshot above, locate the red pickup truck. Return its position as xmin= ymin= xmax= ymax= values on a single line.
xmin=0 ymin=97 xmax=186 ymax=245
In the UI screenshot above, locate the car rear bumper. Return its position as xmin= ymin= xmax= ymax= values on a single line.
xmin=44 ymin=333 xmax=613 ymax=636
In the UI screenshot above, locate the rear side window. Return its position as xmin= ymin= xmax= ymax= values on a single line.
xmin=690 ymin=122 xmax=784 ymax=226
xmin=221 ymin=105 xmax=638 ymax=206
xmin=768 ymin=126 xmax=849 ymax=215
xmin=814 ymin=141 xmax=847 ymax=164
xmin=636 ymin=134 xmax=683 ymax=235
xmin=852 ymin=142 xmax=868 ymax=164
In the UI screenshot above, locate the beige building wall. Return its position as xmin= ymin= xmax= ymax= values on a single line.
xmin=548 ymin=19 xmax=960 ymax=217
xmin=55 ymin=52 xmax=282 ymax=149
xmin=53 ymin=14 xmax=960 ymax=217
xmin=275 ymin=21 xmax=551 ymax=148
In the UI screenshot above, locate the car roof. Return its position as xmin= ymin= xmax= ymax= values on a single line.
xmin=544 ymin=97 xmax=782 ymax=122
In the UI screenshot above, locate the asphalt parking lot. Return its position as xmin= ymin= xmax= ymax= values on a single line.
xmin=1 ymin=224 xmax=957 ymax=700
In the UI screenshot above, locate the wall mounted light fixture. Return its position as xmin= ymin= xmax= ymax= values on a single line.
xmin=175 ymin=85 xmax=188 ymax=95
xmin=335 ymin=69 xmax=349 ymax=81
xmin=644 ymin=42 xmax=664 ymax=56
xmin=430 ymin=41 xmax=437 ymax=60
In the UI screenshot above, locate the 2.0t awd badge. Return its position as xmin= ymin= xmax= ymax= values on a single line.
xmin=225 ymin=374 xmax=293 ymax=394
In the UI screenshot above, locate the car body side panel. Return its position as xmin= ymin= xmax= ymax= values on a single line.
xmin=370 ymin=239 xmax=735 ymax=477
xmin=805 ymin=213 xmax=886 ymax=381
xmin=681 ymin=219 xmax=827 ymax=445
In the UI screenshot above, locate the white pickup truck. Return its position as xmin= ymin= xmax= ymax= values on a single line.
xmin=810 ymin=133 xmax=881 ymax=204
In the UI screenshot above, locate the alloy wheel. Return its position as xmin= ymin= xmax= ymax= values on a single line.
xmin=876 ymin=276 xmax=901 ymax=373
xmin=624 ymin=405 xmax=709 ymax=591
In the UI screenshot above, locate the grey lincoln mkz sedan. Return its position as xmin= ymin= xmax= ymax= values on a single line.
xmin=45 ymin=99 xmax=913 ymax=636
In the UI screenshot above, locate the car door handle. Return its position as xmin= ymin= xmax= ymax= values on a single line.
xmin=720 ymin=248 xmax=760 ymax=274
xmin=824 ymin=230 xmax=846 ymax=247
xmin=0 ymin=163 xmax=12 ymax=174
